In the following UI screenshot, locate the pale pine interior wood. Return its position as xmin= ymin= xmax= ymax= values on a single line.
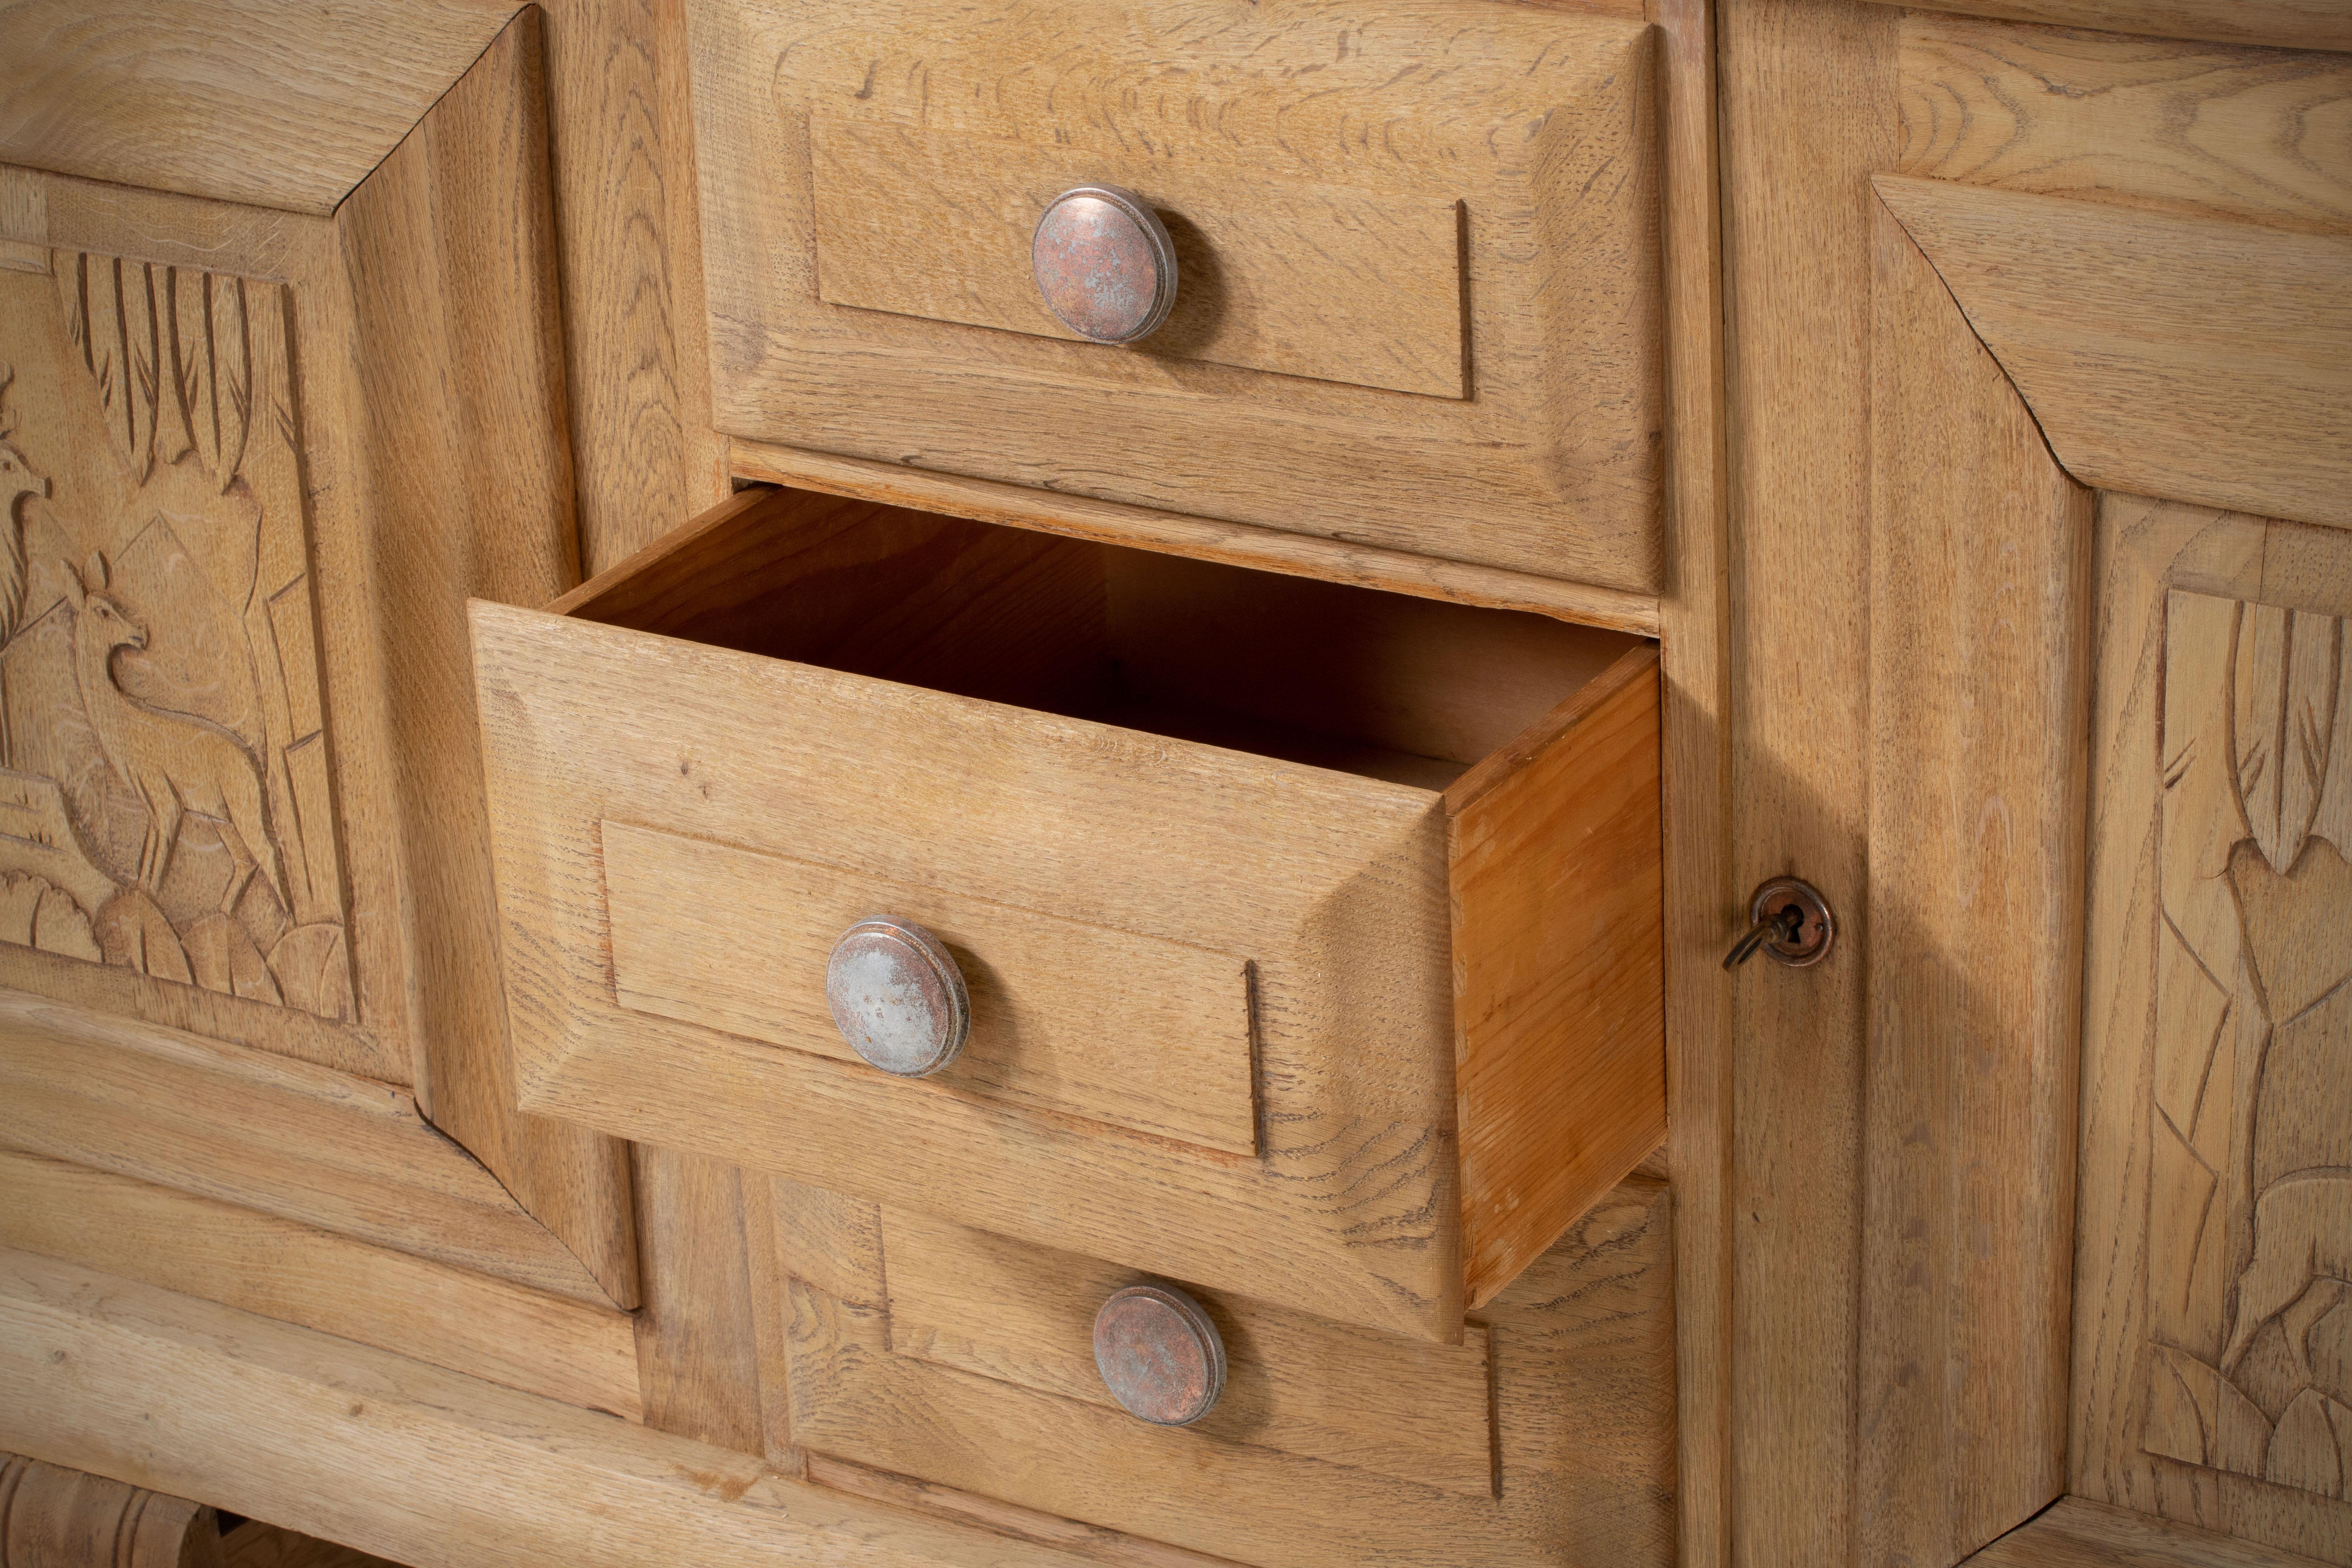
xmin=557 ymin=485 xmax=1636 ymax=790
xmin=810 ymin=116 xmax=1467 ymax=397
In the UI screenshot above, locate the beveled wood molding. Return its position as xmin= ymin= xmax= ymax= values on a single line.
xmin=1874 ymin=175 xmax=2352 ymax=534
xmin=0 ymin=1248 xmax=1106 ymax=1568
xmin=0 ymin=987 xmax=621 ymax=1310
xmin=0 ymin=0 xmax=526 ymax=216
xmin=1870 ymin=0 xmax=2352 ymax=54
xmin=1964 ymin=1496 xmax=2337 ymax=1566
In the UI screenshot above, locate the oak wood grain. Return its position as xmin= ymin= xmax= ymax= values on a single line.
xmin=1899 ymin=13 xmax=2352 ymax=234
xmin=472 ymin=492 xmax=1662 ymax=1337
xmin=0 ymin=1247 xmax=1108 ymax=1568
xmin=629 ymin=1144 xmax=765 ymax=1455
xmin=767 ymin=1174 xmax=1673 ymax=1568
xmin=0 ymin=1148 xmax=642 ymax=1421
xmin=810 ymin=116 xmax=1466 ymax=397
xmin=1966 ymin=1497 xmax=2335 ymax=1567
xmin=0 ymin=0 xmax=521 ymax=215
xmin=691 ymin=0 xmax=1663 ymax=589
xmin=874 ymin=1205 xmax=1496 ymax=1499
xmin=730 ymin=440 xmax=1666 ymax=635
xmin=327 ymin=14 xmax=639 ymax=1308
xmin=0 ymin=987 xmax=617 ymax=1309
xmin=1860 ymin=191 xmax=2090 ymax=1565
xmin=603 ymin=822 xmax=1259 ymax=1155
xmin=2073 ymin=498 xmax=2352 ymax=1564
xmin=1879 ymin=1 xmax=2352 ymax=55
xmin=1718 ymin=5 xmax=1896 ymax=1562
xmin=1875 ymin=175 xmax=2352 ymax=534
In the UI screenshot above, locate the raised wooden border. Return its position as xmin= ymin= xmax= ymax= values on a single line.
xmin=0 ymin=1248 xmax=1107 ymax=1568
xmin=1872 ymin=1 xmax=2352 ymax=54
xmin=0 ymin=12 xmax=639 ymax=1309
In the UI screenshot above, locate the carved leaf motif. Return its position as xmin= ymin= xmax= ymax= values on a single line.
xmin=0 ymin=871 xmax=98 ymax=961
xmin=51 ymin=251 xmax=86 ymax=371
xmin=268 ymin=921 xmax=353 ymax=1021
xmin=182 ymin=911 xmax=280 ymax=1004
xmin=213 ymin=274 xmax=250 ymax=493
xmin=2232 ymin=605 xmax=2343 ymax=877
xmin=94 ymin=887 xmax=193 ymax=985
xmin=2267 ymin=1389 xmax=2352 ymax=1499
xmin=0 ymin=363 xmax=28 ymax=645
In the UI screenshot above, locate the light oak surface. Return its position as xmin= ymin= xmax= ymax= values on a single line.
xmin=472 ymin=489 xmax=1664 ymax=1341
xmin=1880 ymin=1 xmax=2352 ymax=54
xmin=810 ymin=116 xmax=1467 ymax=398
xmin=1969 ymin=1498 xmax=2336 ymax=1567
xmin=0 ymin=22 xmax=640 ymax=1307
xmin=762 ymin=1173 xmax=1675 ymax=1568
xmin=1875 ymin=175 xmax=2352 ymax=535
xmin=0 ymin=1147 xmax=642 ymax=1421
xmin=0 ymin=988 xmax=616 ymax=1309
xmin=1898 ymin=14 xmax=2352 ymax=233
xmin=0 ymin=1248 xmax=1113 ymax=1568
xmin=691 ymin=0 xmax=1663 ymax=590
xmin=604 ymin=821 xmax=1260 ymax=1155
xmin=0 ymin=0 xmax=521 ymax=215
xmin=1859 ymin=188 xmax=2090 ymax=1565
xmin=2074 ymin=499 xmax=2352 ymax=1563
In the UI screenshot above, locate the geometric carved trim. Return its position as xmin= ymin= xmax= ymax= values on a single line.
xmin=2144 ymin=588 xmax=2352 ymax=1504
xmin=1876 ymin=175 xmax=2352 ymax=534
xmin=0 ymin=249 xmax=352 ymax=1023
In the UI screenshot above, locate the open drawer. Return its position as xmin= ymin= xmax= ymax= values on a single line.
xmin=469 ymin=486 xmax=1663 ymax=1343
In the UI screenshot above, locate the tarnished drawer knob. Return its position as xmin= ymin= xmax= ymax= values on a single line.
xmin=825 ymin=915 xmax=969 ymax=1077
xmin=1032 ymin=185 xmax=1178 ymax=345
xmin=1093 ymin=1282 xmax=1226 ymax=1426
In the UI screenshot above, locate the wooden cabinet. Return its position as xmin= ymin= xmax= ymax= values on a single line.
xmin=5 ymin=4 xmax=2347 ymax=1568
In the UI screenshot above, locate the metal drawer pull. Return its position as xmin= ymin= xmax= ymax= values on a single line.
xmin=825 ymin=915 xmax=970 ymax=1077
xmin=1093 ymin=1282 xmax=1226 ymax=1426
xmin=1032 ymin=184 xmax=1179 ymax=345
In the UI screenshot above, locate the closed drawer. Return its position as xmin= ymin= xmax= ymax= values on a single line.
xmin=688 ymin=0 xmax=1663 ymax=591
xmin=469 ymin=485 xmax=1665 ymax=1342
xmin=759 ymin=1173 xmax=1675 ymax=1568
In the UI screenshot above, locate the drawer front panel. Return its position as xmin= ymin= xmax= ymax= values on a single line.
xmin=471 ymin=600 xmax=1467 ymax=1341
xmin=812 ymin=117 xmax=1468 ymax=398
xmin=601 ymin=819 xmax=1259 ymax=1153
xmin=763 ymin=1175 xmax=1675 ymax=1568
xmin=691 ymin=0 xmax=1663 ymax=589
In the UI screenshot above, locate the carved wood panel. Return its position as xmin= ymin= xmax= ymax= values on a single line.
xmin=0 ymin=248 xmax=351 ymax=1021
xmin=2144 ymin=587 xmax=2352 ymax=1502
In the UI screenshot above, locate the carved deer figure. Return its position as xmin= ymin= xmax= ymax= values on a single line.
xmin=62 ymin=553 xmax=284 ymax=911
xmin=2221 ymin=1172 xmax=2352 ymax=1380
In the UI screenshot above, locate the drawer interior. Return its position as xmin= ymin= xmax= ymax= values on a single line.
xmin=555 ymin=485 xmax=1642 ymax=789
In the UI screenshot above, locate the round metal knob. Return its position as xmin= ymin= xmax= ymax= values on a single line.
xmin=1092 ymin=1282 xmax=1225 ymax=1426
xmin=824 ymin=915 xmax=969 ymax=1077
xmin=1031 ymin=185 xmax=1178 ymax=345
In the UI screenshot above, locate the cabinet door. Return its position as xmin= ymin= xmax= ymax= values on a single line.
xmin=0 ymin=5 xmax=639 ymax=1314
xmin=1720 ymin=5 xmax=2352 ymax=1565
